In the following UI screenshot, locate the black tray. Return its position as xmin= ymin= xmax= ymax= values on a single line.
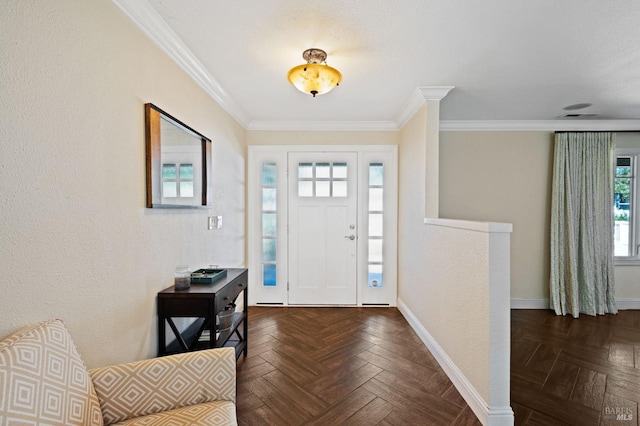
xmin=190 ymin=268 xmax=227 ymax=284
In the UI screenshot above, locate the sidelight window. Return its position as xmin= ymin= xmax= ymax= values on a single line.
xmin=262 ymin=163 xmax=277 ymax=286
xmin=368 ymin=163 xmax=384 ymax=287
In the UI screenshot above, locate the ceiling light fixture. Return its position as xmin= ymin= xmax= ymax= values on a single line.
xmin=287 ymin=48 xmax=342 ymax=98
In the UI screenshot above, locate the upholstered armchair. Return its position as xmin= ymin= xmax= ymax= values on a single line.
xmin=0 ymin=319 xmax=237 ymax=425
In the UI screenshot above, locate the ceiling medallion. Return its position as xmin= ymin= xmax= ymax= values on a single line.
xmin=287 ymin=48 xmax=342 ymax=97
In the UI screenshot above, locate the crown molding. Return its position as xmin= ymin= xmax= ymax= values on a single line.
xmin=245 ymin=117 xmax=639 ymax=133
xmin=247 ymin=120 xmax=399 ymax=132
xmin=440 ymin=120 xmax=640 ymax=132
xmin=396 ymin=86 xmax=455 ymax=128
xmin=111 ymin=0 xmax=250 ymax=127
xmin=109 ymin=3 xmax=639 ymax=134
xmin=418 ymin=86 xmax=456 ymax=101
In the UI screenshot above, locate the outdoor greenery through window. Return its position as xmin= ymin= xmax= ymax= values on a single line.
xmin=615 ymin=155 xmax=635 ymax=257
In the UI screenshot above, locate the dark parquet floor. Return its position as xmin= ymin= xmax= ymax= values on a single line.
xmin=237 ymin=307 xmax=640 ymax=425
xmin=512 ymin=309 xmax=640 ymax=426
xmin=236 ymin=307 xmax=481 ymax=425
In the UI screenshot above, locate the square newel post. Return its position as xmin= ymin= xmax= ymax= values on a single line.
xmin=419 ymin=86 xmax=454 ymax=219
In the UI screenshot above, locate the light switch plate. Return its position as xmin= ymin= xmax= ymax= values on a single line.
xmin=208 ymin=216 xmax=222 ymax=230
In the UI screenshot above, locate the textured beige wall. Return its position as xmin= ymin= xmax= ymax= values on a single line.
xmin=397 ymin=105 xmax=427 ymax=298
xmin=440 ymin=131 xmax=640 ymax=303
xmin=421 ymin=224 xmax=492 ymax=402
xmin=397 ymin=106 xmax=491 ymax=402
xmin=439 ymin=131 xmax=554 ymax=301
xmin=616 ymin=132 xmax=640 ymax=148
xmin=0 ymin=0 xmax=246 ymax=368
xmin=246 ymin=130 xmax=398 ymax=146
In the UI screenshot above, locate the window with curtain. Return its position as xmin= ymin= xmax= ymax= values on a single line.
xmin=550 ymin=132 xmax=617 ymax=317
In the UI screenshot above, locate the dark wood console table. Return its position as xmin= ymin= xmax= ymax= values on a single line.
xmin=157 ymin=268 xmax=248 ymax=359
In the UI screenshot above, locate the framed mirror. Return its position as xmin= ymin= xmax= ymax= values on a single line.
xmin=145 ymin=103 xmax=212 ymax=208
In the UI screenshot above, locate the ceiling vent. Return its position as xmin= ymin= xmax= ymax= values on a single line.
xmin=563 ymin=103 xmax=593 ymax=111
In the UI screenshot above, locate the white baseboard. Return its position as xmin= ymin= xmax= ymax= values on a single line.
xmin=615 ymin=299 xmax=640 ymax=309
xmin=510 ymin=298 xmax=549 ymax=309
xmin=397 ymin=298 xmax=514 ymax=426
xmin=510 ymin=298 xmax=640 ymax=310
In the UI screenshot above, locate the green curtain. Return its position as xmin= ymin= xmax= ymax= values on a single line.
xmin=550 ymin=132 xmax=617 ymax=317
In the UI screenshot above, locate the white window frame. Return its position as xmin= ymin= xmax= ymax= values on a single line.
xmin=615 ymin=149 xmax=640 ymax=265
xmin=247 ymin=150 xmax=288 ymax=304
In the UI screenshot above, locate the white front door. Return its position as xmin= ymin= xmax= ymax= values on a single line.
xmin=288 ymin=152 xmax=358 ymax=305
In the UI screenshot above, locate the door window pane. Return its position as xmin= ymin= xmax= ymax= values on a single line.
xmin=368 ymin=239 xmax=383 ymax=262
xmin=298 ymin=180 xmax=313 ymax=197
xmin=262 ymin=188 xmax=277 ymax=211
xmin=263 ymin=264 xmax=276 ymax=287
xmin=369 ymin=163 xmax=384 ymax=186
xmin=333 ymin=180 xmax=347 ymax=197
xmin=262 ymin=213 xmax=276 ymax=236
xmin=262 ymin=239 xmax=276 ymax=262
xmin=369 ymin=213 xmax=383 ymax=237
xmin=333 ymin=162 xmax=347 ymax=178
xmin=368 ymin=264 xmax=383 ymax=288
xmin=316 ymin=162 xmax=331 ymax=178
xmin=369 ymin=188 xmax=383 ymax=211
xmin=316 ymin=181 xmax=330 ymax=197
xmin=263 ymin=163 xmax=277 ymax=186
xmin=298 ymin=163 xmax=313 ymax=178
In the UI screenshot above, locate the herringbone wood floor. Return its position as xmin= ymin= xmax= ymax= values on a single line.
xmin=512 ymin=309 xmax=640 ymax=426
xmin=237 ymin=308 xmax=640 ymax=425
xmin=236 ymin=307 xmax=480 ymax=425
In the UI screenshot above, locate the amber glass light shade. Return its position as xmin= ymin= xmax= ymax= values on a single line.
xmin=287 ymin=49 xmax=342 ymax=97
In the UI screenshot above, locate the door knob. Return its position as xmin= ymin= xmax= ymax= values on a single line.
xmin=344 ymin=235 xmax=356 ymax=240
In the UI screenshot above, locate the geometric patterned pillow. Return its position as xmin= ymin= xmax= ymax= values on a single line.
xmin=0 ymin=319 xmax=104 ymax=426
xmin=90 ymin=347 xmax=236 ymax=425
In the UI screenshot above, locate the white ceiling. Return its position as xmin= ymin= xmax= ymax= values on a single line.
xmin=115 ymin=0 xmax=640 ymax=130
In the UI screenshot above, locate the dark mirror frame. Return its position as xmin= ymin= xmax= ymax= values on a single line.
xmin=145 ymin=103 xmax=212 ymax=208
